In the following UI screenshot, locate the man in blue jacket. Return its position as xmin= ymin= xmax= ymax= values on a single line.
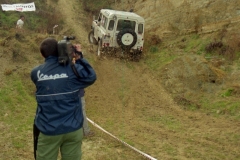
xmin=31 ymin=38 xmax=96 ymax=160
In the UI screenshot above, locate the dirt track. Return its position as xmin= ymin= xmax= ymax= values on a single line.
xmin=57 ymin=0 xmax=240 ymax=159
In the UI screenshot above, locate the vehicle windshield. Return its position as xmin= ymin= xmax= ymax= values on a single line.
xmin=116 ymin=20 xmax=136 ymax=31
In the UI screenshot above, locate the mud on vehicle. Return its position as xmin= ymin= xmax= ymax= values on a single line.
xmin=88 ymin=9 xmax=145 ymax=59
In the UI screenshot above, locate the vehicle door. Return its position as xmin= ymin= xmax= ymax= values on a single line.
xmin=107 ymin=19 xmax=116 ymax=47
xmin=97 ymin=15 xmax=108 ymax=40
xmin=100 ymin=16 xmax=110 ymax=45
xmin=135 ymin=23 xmax=144 ymax=49
xmin=94 ymin=13 xmax=103 ymax=40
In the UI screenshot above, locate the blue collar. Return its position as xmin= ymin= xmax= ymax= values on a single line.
xmin=45 ymin=56 xmax=58 ymax=62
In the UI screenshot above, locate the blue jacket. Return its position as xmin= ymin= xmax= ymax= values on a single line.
xmin=31 ymin=56 xmax=96 ymax=135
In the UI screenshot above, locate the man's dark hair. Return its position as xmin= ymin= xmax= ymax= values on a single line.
xmin=20 ymin=15 xmax=24 ymax=19
xmin=40 ymin=38 xmax=58 ymax=58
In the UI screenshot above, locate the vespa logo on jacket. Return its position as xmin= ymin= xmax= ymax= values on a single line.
xmin=37 ymin=70 xmax=68 ymax=81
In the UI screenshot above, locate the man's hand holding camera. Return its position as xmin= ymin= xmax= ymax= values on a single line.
xmin=72 ymin=44 xmax=83 ymax=64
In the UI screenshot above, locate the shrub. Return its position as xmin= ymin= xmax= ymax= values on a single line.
xmin=150 ymin=46 xmax=159 ymax=53
xmin=82 ymin=0 xmax=113 ymax=14
xmin=205 ymin=41 xmax=223 ymax=53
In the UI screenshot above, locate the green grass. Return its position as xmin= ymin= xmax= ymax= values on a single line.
xmin=0 ymin=73 xmax=36 ymax=159
xmin=142 ymin=33 xmax=240 ymax=121
xmin=0 ymin=73 xmax=36 ymax=110
xmin=0 ymin=1 xmax=240 ymax=159
xmin=197 ymin=40 xmax=210 ymax=55
xmin=162 ymin=143 xmax=178 ymax=156
xmin=184 ymin=104 xmax=199 ymax=111
xmin=200 ymin=98 xmax=240 ymax=119
xmin=147 ymin=115 xmax=182 ymax=131
xmin=149 ymin=46 xmax=159 ymax=53
xmin=184 ymin=34 xmax=206 ymax=53
xmin=144 ymin=49 xmax=176 ymax=71
xmin=184 ymin=146 xmax=203 ymax=159
xmin=221 ymin=88 xmax=234 ymax=97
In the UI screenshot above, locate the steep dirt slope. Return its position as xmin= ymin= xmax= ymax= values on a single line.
xmin=86 ymin=57 xmax=240 ymax=159
xmin=132 ymin=0 xmax=240 ymax=37
xmin=55 ymin=0 xmax=88 ymax=45
xmin=57 ymin=0 xmax=240 ymax=159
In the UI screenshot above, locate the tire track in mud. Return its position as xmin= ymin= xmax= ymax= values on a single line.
xmin=57 ymin=0 xmax=89 ymax=46
xmin=85 ymin=58 xmax=240 ymax=159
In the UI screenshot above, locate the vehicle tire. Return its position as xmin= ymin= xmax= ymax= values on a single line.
xmin=88 ymin=31 xmax=98 ymax=45
xmin=117 ymin=29 xmax=137 ymax=50
xmin=97 ymin=39 xmax=102 ymax=56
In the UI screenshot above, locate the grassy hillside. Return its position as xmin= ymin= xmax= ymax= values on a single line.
xmin=0 ymin=0 xmax=240 ymax=159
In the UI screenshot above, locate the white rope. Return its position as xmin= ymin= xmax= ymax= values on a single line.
xmin=87 ymin=118 xmax=158 ymax=160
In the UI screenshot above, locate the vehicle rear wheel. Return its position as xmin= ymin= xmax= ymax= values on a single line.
xmin=88 ymin=31 xmax=98 ymax=45
xmin=117 ymin=29 xmax=137 ymax=50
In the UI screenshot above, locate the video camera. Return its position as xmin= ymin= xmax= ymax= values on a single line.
xmin=58 ymin=36 xmax=77 ymax=65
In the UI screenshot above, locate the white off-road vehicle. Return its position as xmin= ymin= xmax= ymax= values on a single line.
xmin=88 ymin=9 xmax=145 ymax=57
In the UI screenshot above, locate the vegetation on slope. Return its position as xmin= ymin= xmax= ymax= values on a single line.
xmin=0 ymin=0 xmax=240 ymax=159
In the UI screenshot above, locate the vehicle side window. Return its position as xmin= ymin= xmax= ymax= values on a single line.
xmin=138 ymin=24 xmax=143 ymax=34
xmin=108 ymin=20 xmax=115 ymax=31
xmin=103 ymin=18 xmax=108 ymax=29
xmin=101 ymin=16 xmax=106 ymax=26
xmin=117 ymin=20 xmax=136 ymax=31
xmin=98 ymin=13 xmax=102 ymax=22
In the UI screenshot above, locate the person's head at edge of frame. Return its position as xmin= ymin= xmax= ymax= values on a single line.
xmin=20 ymin=15 xmax=25 ymax=21
xmin=40 ymin=38 xmax=58 ymax=58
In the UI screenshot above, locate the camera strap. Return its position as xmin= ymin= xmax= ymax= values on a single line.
xmin=71 ymin=62 xmax=81 ymax=78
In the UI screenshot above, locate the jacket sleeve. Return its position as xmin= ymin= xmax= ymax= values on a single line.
xmin=74 ymin=58 xmax=97 ymax=86
xmin=30 ymin=67 xmax=38 ymax=84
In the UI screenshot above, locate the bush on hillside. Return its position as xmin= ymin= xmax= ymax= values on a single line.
xmin=205 ymin=34 xmax=240 ymax=61
xmin=82 ymin=0 xmax=113 ymax=14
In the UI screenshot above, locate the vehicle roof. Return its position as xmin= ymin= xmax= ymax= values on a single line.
xmin=101 ymin=9 xmax=145 ymax=22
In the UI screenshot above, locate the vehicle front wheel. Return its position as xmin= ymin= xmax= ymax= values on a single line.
xmin=88 ymin=31 xmax=98 ymax=45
